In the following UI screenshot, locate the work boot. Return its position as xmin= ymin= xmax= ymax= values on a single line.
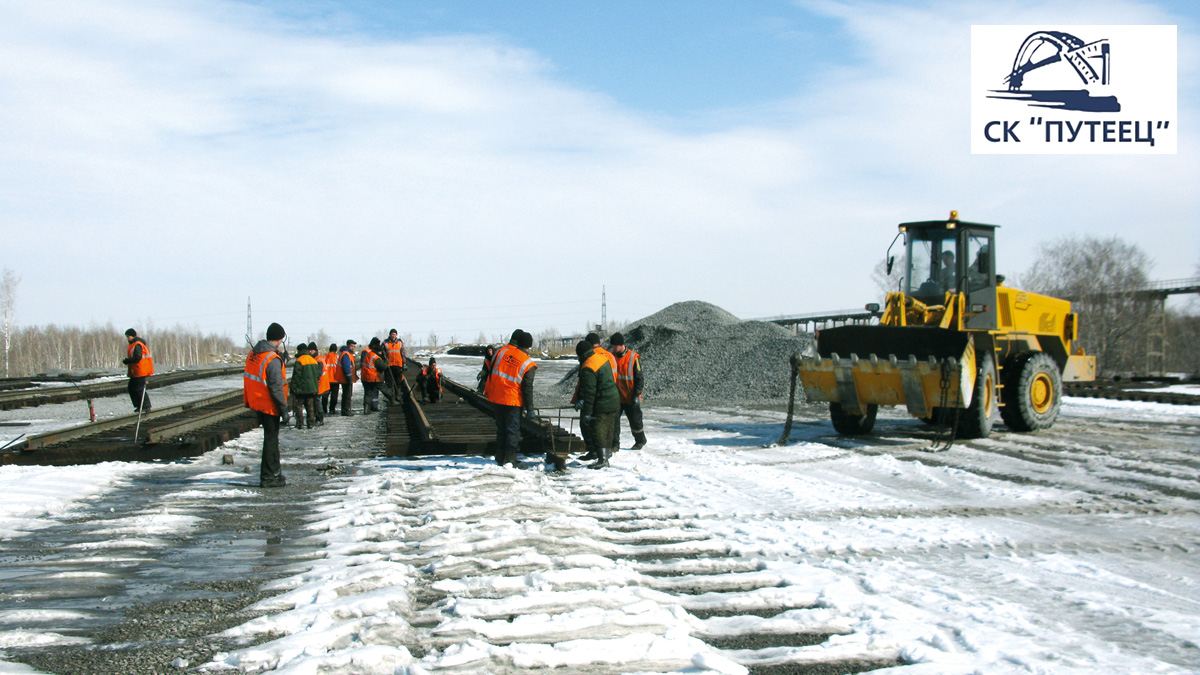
xmin=260 ymin=474 xmax=287 ymax=488
xmin=580 ymin=447 xmax=600 ymax=461
xmin=587 ymin=448 xmax=610 ymax=470
xmin=631 ymin=432 xmax=647 ymax=450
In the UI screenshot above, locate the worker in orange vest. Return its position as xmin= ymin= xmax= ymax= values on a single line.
xmin=310 ymin=342 xmax=328 ymax=425
xmin=332 ymin=339 xmax=358 ymax=416
xmin=576 ymin=339 xmax=620 ymax=469
xmin=244 ymin=322 xmax=289 ymax=488
xmin=383 ymin=329 xmax=407 ymax=396
xmin=321 ymin=344 xmax=339 ymax=415
xmin=608 ymin=332 xmax=647 ymax=450
xmin=571 ymin=332 xmax=616 ymax=459
xmin=360 ymin=337 xmax=385 ymax=413
xmin=122 ymin=328 xmax=154 ymax=412
xmin=420 ymin=358 xmax=443 ymax=403
xmin=484 ymin=329 xmax=537 ymax=468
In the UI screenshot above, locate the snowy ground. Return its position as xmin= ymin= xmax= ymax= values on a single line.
xmin=1 ymin=357 xmax=1198 ymax=674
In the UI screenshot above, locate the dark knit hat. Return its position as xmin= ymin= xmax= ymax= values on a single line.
xmin=517 ymin=331 xmax=534 ymax=349
xmin=609 ymin=332 xmax=624 ymax=346
xmin=585 ymin=332 xmax=600 ymax=344
xmin=346 ymin=339 xmax=357 ymax=346
xmin=575 ymin=340 xmax=591 ymax=359
xmin=328 ymin=343 xmax=338 ymax=352
xmin=125 ymin=328 xmax=137 ymax=337
xmin=294 ymin=343 xmax=308 ymax=353
xmin=308 ymin=342 xmax=318 ymax=351
xmin=369 ymin=337 xmax=381 ymax=349
xmin=266 ymin=323 xmax=286 ymax=341
xmin=509 ymin=328 xmax=524 ymax=343
xmin=389 ymin=328 xmax=398 ymax=335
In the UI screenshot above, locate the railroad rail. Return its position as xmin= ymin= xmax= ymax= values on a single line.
xmin=385 ymin=374 xmax=582 ymax=463
xmin=0 ymin=365 xmax=244 ymax=411
xmin=1 ymin=390 xmax=256 ymax=466
xmin=1064 ymin=381 xmax=1200 ymax=406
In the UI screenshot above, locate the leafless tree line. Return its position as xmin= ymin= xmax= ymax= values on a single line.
xmin=1020 ymin=235 xmax=1199 ymax=376
xmin=3 ymin=323 xmax=239 ymax=377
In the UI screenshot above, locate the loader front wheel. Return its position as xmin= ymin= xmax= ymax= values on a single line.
xmin=830 ymin=402 xmax=878 ymax=435
xmin=1001 ymin=352 xmax=1061 ymax=431
xmin=956 ymin=352 xmax=997 ymax=439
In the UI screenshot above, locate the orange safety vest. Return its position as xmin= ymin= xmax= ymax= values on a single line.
xmin=594 ymin=345 xmax=617 ymax=373
xmin=423 ymin=364 xmax=443 ymax=392
xmin=332 ymin=349 xmax=357 ymax=384
xmin=244 ymin=350 xmax=288 ymax=415
xmin=484 ymin=344 xmax=536 ymax=407
xmin=361 ymin=348 xmax=380 ymax=382
xmin=384 ymin=339 xmax=405 ymax=368
xmin=127 ymin=340 xmax=154 ymax=378
xmin=614 ymin=349 xmax=640 ymax=404
xmin=321 ymin=352 xmax=338 ymax=387
xmin=304 ymin=353 xmax=330 ymax=395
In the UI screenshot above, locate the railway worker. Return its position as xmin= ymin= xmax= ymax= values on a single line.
xmin=572 ymin=332 xmax=616 ymax=459
xmin=122 ymin=328 xmax=154 ymax=412
xmin=244 ymin=322 xmax=289 ymax=488
xmin=321 ymin=344 xmax=339 ymax=415
xmin=608 ymin=332 xmax=647 ymax=450
xmin=476 ymin=345 xmax=495 ymax=393
xmin=484 ymin=330 xmax=537 ymax=468
xmin=575 ymin=339 xmax=620 ymax=470
xmin=383 ymin=329 xmax=407 ymax=391
xmin=289 ymin=343 xmax=322 ymax=429
xmin=420 ymin=358 xmax=443 ymax=404
xmin=310 ymin=342 xmax=327 ymax=424
xmin=333 ymin=339 xmax=358 ymax=416
xmin=360 ymin=338 xmax=385 ymax=413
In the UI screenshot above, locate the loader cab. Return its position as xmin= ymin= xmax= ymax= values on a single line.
xmin=900 ymin=217 xmax=998 ymax=330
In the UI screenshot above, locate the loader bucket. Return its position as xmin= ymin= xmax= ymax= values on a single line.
xmin=796 ymin=326 xmax=977 ymax=418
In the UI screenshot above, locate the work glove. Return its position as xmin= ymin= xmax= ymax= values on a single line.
xmin=581 ymin=414 xmax=593 ymax=424
xmin=280 ymin=412 xmax=290 ymax=426
xmin=524 ymin=409 xmax=538 ymax=421
xmin=573 ymin=400 xmax=583 ymax=411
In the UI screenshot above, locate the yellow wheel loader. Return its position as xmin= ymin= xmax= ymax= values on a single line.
xmin=795 ymin=212 xmax=1095 ymax=439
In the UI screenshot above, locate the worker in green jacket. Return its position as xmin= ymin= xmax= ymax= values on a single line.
xmin=575 ymin=340 xmax=620 ymax=469
xmin=289 ymin=343 xmax=323 ymax=429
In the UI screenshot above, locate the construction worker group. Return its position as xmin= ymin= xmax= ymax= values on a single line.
xmin=232 ymin=321 xmax=647 ymax=487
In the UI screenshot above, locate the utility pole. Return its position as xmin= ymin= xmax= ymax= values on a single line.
xmin=601 ymin=286 xmax=607 ymax=336
xmin=245 ymin=297 xmax=253 ymax=348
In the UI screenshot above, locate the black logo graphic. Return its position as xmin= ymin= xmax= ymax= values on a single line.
xmin=988 ymin=31 xmax=1120 ymax=113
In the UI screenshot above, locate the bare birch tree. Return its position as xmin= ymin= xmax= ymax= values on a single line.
xmin=1 ymin=268 xmax=17 ymax=377
xmin=1021 ymin=235 xmax=1152 ymax=375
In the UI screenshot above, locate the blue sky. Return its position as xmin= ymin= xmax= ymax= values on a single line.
xmin=1 ymin=0 xmax=1197 ymax=346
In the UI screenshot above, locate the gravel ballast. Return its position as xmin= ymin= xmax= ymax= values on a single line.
xmin=555 ymin=300 xmax=816 ymax=407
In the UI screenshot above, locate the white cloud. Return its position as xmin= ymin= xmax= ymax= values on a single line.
xmin=0 ymin=0 xmax=1195 ymax=342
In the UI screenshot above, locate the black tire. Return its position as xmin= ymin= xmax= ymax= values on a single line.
xmin=957 ymin=352 xmax=997 ymax=439
xmin=1000 ymin=352 xmax=1062 ymax=432
xmin=830 ymin=402 xmax=878 ymax=435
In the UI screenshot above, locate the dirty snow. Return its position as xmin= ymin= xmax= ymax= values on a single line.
xmin=0 ymin=357 xmax=1197 ymax=673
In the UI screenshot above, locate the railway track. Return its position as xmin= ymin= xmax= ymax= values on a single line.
xmin=0 ymin=365 xmax=244 ymax=411
xmin=0 ymin=390 xmax=257 ymax=466
xmin=386 ymin=373 xmax=583 ymax=462
xmin=1064 ymin=380 xmax=1200 ymax=406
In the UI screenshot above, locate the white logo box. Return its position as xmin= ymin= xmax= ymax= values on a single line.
xmin=971 ymin=25 xmax=1176 ymax=154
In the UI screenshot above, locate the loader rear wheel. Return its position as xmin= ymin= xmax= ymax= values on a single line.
xmin=1001 ymin=352 xmax=1061 ymax=431
xmin=956 ymin=352 xmax=997 ymax=439
xmin=830 ymin=402 xmax=877 ymax=435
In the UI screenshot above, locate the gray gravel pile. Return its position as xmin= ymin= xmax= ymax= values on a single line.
xmin=555 ymin=300 xmax=815 ymax=406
